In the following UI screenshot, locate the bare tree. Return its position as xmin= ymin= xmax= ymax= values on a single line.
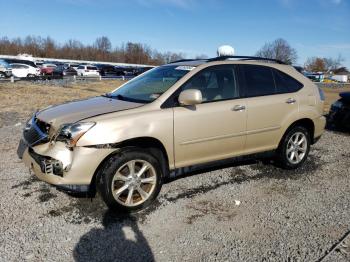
xmin=256 ymin=38 xmax=297 ymax=64
xmin=324 ymin=54 xmax=345 ymax=72
xmin=94 ymin=36 xmax=112 ymax=53
xmin=304 ymin=55 xmax=345 ymax=72
xmin=0 ymin=35 xmax=189 ymax=65
xmin=304 ymin=57 xmax=326 ymax=72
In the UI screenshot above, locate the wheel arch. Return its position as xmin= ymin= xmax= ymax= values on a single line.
xmin=279 ymin=118 xmax=315 ymax=148
xmin=88 ymin=136 xmax=170 ymax=196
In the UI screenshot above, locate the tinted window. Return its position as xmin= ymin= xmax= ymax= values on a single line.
xmin=273 ymin=69 xmax=303 ymax=93
xmin=242 ymin=65 xmax=275 ymax=97
xmin=87 ymin=66 xmax=97 ymax=70
xmin=182 ymin=65 xmax=239 ymax=102
xmin=77 ymin=65 xmax=84 ymax=69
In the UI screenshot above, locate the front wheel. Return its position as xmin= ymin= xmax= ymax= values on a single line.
xmin=98 ymin=148 xmax=163 ymax=212
xmin=276 ymin=126 xmax=311 ymax=169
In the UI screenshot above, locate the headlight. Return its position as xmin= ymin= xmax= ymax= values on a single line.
xmin=56 ymin=122 xmax=95 ymax=147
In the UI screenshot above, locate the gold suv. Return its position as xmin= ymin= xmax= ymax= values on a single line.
xmin=18 ymin=56 xmax=326 ymax=212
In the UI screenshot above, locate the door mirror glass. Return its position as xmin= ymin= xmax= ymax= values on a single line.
xmin=178 ymin=89 xmax=202 ymax=106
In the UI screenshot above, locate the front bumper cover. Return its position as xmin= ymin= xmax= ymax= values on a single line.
xmin=19 ymin=140 xmax=116 ymax=192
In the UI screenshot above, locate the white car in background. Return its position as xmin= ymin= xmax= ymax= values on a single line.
xmin=10 ymin=63 xmax=40 ymax=78
xmin=76 ymin=65 xmax=100 ymax=77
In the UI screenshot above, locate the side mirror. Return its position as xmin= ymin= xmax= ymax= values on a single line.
xmin=178 ymin=89 xmax=202 ymax=106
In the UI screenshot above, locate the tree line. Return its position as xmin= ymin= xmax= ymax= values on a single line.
xmin=0 ymin=35 xmax=186 ymax=65
xmin=0 ymin=35 xmax=347 ymax=72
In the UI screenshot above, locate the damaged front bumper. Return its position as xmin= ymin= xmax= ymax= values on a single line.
xmin=18 ymin=138 xmax=116 ymax=193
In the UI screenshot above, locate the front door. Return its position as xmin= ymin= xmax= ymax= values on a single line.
xmin=173 ymin=65 xmax=247 ymax=168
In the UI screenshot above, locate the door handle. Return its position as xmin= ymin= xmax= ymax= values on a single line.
xmin=286 ymin=98 xmax=296 ymax=104
xmin=232 ymin=105 xmax=246 ymax=111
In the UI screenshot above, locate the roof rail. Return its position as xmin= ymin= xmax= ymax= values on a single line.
xmin=168 ymin=58 xmax=206 ymax=64
xmin=207 ymin=56 xmax=286 ymax=64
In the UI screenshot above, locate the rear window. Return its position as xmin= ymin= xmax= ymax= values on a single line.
xmin=77 ymin=65 xmax=84 ymax=69
xmin=273 ymin=69 xmax=303 ymax=93
xmin=242 ymin=65 xmax=275 ymax=97
xmin=87 ymin=66 xmax=97 ymax=70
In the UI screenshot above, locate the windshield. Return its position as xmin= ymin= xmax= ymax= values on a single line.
xmin=109 ymin=65 xmax=193 ymax=103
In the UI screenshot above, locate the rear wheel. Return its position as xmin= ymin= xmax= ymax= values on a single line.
xmin=276 ymin=126 xmax=310 ymax=169
xmin=98 ymin=148 xmax=163 ymax=212
xmin=0 ymin=72 xmax=6 ymax=78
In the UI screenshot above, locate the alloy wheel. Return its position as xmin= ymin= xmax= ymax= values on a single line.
xmin=111 ymin=159 xmax=157 ymax=207
xmin=286 ymin=132 xmax=308 ymax=164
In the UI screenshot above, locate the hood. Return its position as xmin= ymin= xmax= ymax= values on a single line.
xmin=339 ymin=92 xmax=350 ymax=103
xmin=36 ymin=96 xmax=143 ymax=128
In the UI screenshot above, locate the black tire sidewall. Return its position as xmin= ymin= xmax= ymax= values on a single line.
xmin=98 ymin=148 xmax=163 ymax=213
xmin=278 ymin=126 xmax=311 ymax=169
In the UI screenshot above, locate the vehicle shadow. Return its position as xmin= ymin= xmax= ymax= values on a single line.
xmin=73 ymin=210 xmax=155 ymax=262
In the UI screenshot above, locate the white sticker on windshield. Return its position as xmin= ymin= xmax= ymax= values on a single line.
xmin=175 ymin=66 xmax=195 ymax=71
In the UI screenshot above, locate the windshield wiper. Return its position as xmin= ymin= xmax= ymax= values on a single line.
xmin=102 ymin=93 xmax=126 ymax=100
xmin=103 ymin=93 xmax=145 ymax=103
xmin=102 ymin=92 xmax=151 ymax=104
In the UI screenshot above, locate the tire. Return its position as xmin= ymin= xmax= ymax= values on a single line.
xmin=27 ymin=74 xmax=35 ymax=78
xmin=0 ymin=72 xmax=5 ymax=78
xmin=97 ymin=148 xmax=163 ymax=212
xmin=276 ymin=126 xmax=311 ymax=170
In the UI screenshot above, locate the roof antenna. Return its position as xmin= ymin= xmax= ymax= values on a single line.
xmin=217 ymin=45 xmax=235 ymax=57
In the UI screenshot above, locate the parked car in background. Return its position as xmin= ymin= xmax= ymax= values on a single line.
xmin=0 ymin=59 xmax=12 ymax=78
xmin=41 ymin=64 xmax=57 ymax=75
xmin=134 ymin=66 xmax=154 ymax=76
xmin=10 ymin=63 xmax=40 ymax=78
xmin=328 ymin=92 xmax=350 ymax=131
xmin=114 ymin=66 xmax=127 ymax=76
xmin=95 ymin=64 xmax=121 ymax=76
xmin=53 ymin=65 xmax=77 ymax=77
xmin=76 ymin=65 xmax=100 ymax=76
xmin=18 ymin=55 xmax=326 ymax=212
xmin=4 ymin=58 xmax=37 ymax=69
xmin=64 ymin=63 xmax=80 ymax=70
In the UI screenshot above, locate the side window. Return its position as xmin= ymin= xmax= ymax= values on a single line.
xmin=182 ymin=65 xmax=239 ymax=102
xmin=77 ymin=65 xmax=84 ymax=69
xmin=242 ymin=65 xmax=275 ymax=97
xmin=273 ymin=69 xmax=303 ymax=93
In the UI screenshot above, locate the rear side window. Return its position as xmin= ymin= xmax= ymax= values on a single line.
xmin=242 ymin=65 xmax=275 ymax=97
xmin=87 ymin=66 xmax=97 ymax=70
xmin=273 ymin=69 xmax=303 ymax=93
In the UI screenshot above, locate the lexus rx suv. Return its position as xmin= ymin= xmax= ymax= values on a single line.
xmin=18 ymin=56 xmax=326 ymax=212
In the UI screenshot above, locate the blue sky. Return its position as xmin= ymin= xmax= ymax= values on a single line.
xmin=1 ymin=0 xmax=350 ymax=67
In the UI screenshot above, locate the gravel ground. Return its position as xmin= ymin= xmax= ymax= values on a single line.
xmin=0 ymin=121 xmax=349 ymax=261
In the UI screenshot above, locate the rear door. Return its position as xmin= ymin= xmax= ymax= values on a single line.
xmin=239 ymin=64 xmax=299 ymax=154
xmin=173 ymin=65 xmax=247 ymax=168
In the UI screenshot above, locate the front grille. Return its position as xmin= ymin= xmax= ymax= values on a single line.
xmin=23 ymin=116 xmax=50 ymax=146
